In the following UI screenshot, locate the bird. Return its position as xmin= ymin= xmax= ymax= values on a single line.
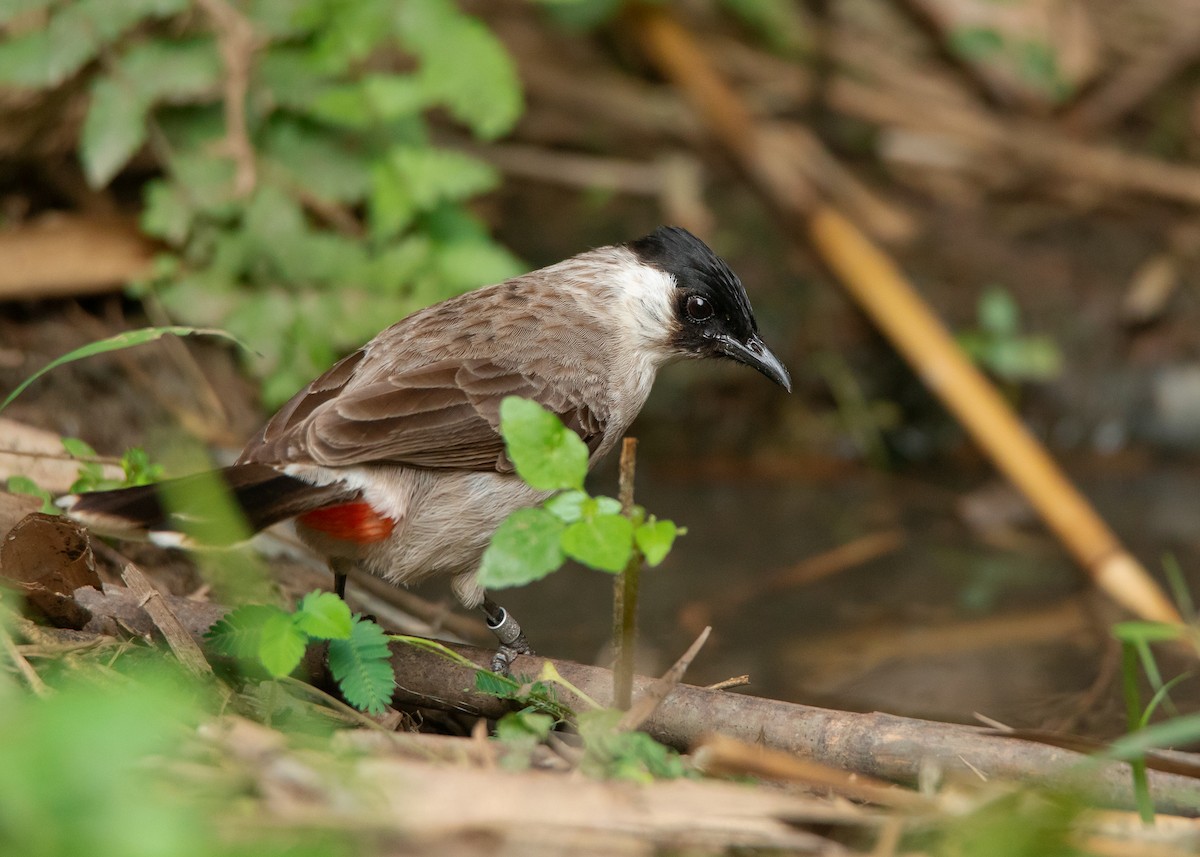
xmin=60 ymin=226 xmax=791 ymax=669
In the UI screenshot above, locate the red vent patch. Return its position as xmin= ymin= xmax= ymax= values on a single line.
xmin=298 ymin=502 xmax=395 ymax=543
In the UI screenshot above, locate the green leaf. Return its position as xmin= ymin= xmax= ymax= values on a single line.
xmin=1112 ymin=621 xmax=1187 ymax=644
xmin=978 ymin=287 xmax=1020 ymax=336
xmin=119 ymin=446 xmax=163 ymax=486
xmin=430 ymin=234 xmax=525 ymax=292
xmin=328 ymin=616 xmax=395 ymax=715
xmin=499 ymin=397 xmax=588 ymax=491
xmin=205 ymin=604 xmax=288 ymax=660
xmin=384 ymin=146 xmax=498 ymax=211
xmin=1103 ymin=712 xmax=1200 ymax=761
xmin=166 ymin=150 xmax=238 ymax=214
xmin=140 ymin=180 xmax=193 ymax=244
xmin=362 ymin=73 xmax=428 ymax=120
xmin=495 ymin=709 xmax=555 ymax=769
xmin=0 ymin=326 xmax=250 ymax=413
xmin=61 ymin=437 xmax=99 ymax=459
xmin=950 ymin=26 xmax=1005 ymax=61
xmin=307 ymin=83 xmax=373 ymax=128
xmin=368 ymin=160 xmax=416 ymax=241
xmin=576 ymin=708 xmax=688 ymax=781
xmin=544 ymin=490 xmax=588 ymax=523
xmin=561 ymin=514 xmax=634 ymax=573
xmin=118 ymin=38 xmax=221 ymax=103
xmin=261 ymin=120 xmax=371 ymax=204
xmin=635 ymin=519 xmax=679 ymax=567
xmin=397 ymin=0 xmax=522 ymax=139
xmin=5 ymin=476 xmax=56 ymax=514
xmin=477 ymin=507 xmax=565 ymax=588
xmin=0 ymin=31 xmax=58 ymax=87
xmin=294 ymin=591 xmax=353 ymax=640
xmin=497 ymin=709 xmax=555 ymax=742
xmin=594 ymin=496 xmax=622 ymax=516
xmin=80 ymin=77 xmax=149 ymax=188
xmin=257 ymin=610 xmax=308 ymax=677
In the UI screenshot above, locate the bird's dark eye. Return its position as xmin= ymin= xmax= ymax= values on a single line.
xmin=685 ymin=294 xmax=714 ymax=321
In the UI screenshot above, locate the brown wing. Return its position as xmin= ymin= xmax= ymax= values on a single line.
xmin=240 ymin=354 xmax=605 ymax=472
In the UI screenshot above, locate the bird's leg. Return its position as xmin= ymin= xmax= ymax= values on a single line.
xmin=481 ymin=596 xmax=532 ymax=672
xmin=330 ymin=557 xmax=352 ymax=600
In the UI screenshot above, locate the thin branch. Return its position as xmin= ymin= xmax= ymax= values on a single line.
xmin=612 ymin=437 xmax=640 ymax=711
xmin=194 ymin=0 xmax=260 ymax=197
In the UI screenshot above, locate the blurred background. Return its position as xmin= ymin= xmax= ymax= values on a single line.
xmin=2 ymin=0 xmax=1200 ymax=735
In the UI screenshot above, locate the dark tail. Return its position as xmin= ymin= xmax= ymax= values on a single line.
xmin=58 ymin=463 xmax=356 ymax=547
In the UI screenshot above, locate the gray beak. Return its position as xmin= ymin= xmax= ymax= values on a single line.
xmin=716 ymin=334 xmax=792 ymax=392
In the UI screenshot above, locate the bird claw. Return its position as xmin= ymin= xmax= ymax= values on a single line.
xmin=482 ymin=597 xmax=532 ymax=673
xmin=490 ymin=632 xmax=533 ymax=673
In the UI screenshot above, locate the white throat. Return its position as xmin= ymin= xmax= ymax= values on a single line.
xmin=604 ymin=250 xmax=678 ymax=364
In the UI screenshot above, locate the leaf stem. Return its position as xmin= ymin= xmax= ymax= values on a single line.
xmin=613 ymin=437 xmax=640 ymax=710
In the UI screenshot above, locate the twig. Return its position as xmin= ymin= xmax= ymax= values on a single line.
xmin=120 ymin=562 xmax=213 ymax=678
xmin=612 ymin=437 xmax=640 ymax=711
xmin=194 ymin=0 xmax=259 ymax=197
xmin=706 ymin=675 xmax=750 ymax=692
xmin=693 ymin=732 xmax=932 ymax=810
xmin=619 ymin=625 xmax=710 ymax=731
xmin=0 ymin=621 xmax=49 ymax=696
xmin=830 ymin=76 xmax=1200 ymax=209
xmin=1063 ymin=15 xmax=1200 ymax=135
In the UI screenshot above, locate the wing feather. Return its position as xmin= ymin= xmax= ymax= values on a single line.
xmin=241 ymin=355 xmax=605 ymax=472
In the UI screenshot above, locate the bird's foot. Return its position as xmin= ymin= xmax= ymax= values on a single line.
xmin=490 ymin=632 xmax=533 ymax=673
xmin=482 ymin=598 xmax=533 ymax=673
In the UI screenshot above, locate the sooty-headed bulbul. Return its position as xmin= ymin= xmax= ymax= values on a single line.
xmin=61 ymin=226 xmax=791 ymax=669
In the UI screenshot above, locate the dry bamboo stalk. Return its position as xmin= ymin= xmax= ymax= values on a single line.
xmin=807 ymin=206 xmax=1179 ymax=624
xmin=624 ymin=4 xmax=1181 ymax=625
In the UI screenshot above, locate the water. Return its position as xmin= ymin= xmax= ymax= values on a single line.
xmin=476 ymin=460 xmax=1200 ymax=734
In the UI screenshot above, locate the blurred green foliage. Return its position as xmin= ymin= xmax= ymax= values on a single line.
xmin=949 ymin=25 xmax=1072 ymax=103
xmin=0 ymin=0 xmax=526 ymax=405
xmin=0 ymin=632 xmax=350 ymax=857
xmin=957 ymin=286 xmax=1062 ymax=385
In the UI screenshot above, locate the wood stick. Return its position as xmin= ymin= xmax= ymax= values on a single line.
xmin=120 ymin=563 xmax=213 ymax=678
xmin=61 ymin=582 xmax=1200 ymax=817
xmin=612 ymin=437 xmax=640 ymax=710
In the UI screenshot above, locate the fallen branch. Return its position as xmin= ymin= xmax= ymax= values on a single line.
xmin=60 ymin=580 xmax=1200 ymax=817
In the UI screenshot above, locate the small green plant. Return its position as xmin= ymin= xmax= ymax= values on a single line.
xmin=948 ymin=26 xmax=1072 ymax=103
xmin=416 ymin=640 xmax=690 ymax=781
xmin=206 ymin=591 xmax=395 ymax=715
xmin=1110 ymin=618 xmax=1200 ymax=822
xmin=6 ymin=438 xmax=164 ymax=514
xmin=957 ymin=286 xmax=1062 ymax=386
xmin=1 ymin=326 xmax=233 ymax=513
xmin=477 ymin=397 xmax=683 ymax=588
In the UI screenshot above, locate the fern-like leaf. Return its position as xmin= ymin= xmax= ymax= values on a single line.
xmin=327 ymin=617 xmax=394 ymax=715
xmin=205 ymin=604 xmax=286 ymax=660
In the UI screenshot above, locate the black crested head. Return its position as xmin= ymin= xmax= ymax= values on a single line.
xmin=627 ymin=226 xmax=791 ymax=391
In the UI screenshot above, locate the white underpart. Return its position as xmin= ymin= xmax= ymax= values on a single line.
xmin=281 ymin=462 xmax=414 ymax=523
